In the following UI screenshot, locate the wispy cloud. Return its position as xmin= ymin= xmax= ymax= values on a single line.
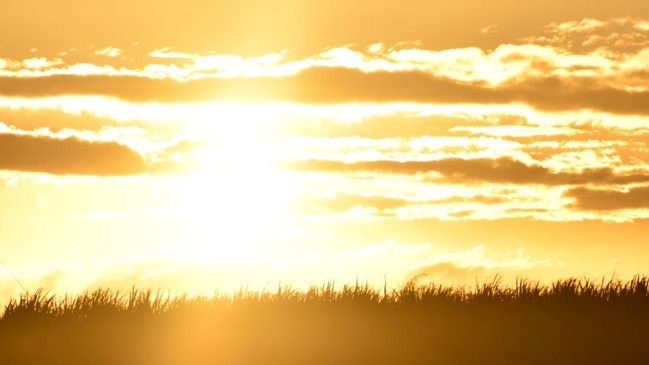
xmin=94 ymin=46 xmax=121 ymax=58
xmin=526 ymin=17 xmax=649 ymax=53
xmin=480 ymin=24 xmax=500 ymax=34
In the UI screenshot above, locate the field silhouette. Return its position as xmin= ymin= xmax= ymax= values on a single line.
xmin=1 ymin=276 xmax=648 ymax=365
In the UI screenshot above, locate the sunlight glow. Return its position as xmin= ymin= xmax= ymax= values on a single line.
xmin=179 ymin=104 xmax=294 ymax=263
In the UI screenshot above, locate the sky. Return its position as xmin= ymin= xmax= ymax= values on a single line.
xmin=2 ymin=1 xmax=649 ymax=302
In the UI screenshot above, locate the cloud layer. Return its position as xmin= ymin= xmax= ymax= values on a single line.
xmin=2 ymin=68 xmax=649 ymax=116
xmin=3 ymin=6 xmax=649 ymax=306
xmin=3 ymin=17 xmax=649 ymax=117
xmin=282 ymin=157 xmax=649 ymax=186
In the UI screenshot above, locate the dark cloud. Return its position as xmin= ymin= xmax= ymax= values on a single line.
xmin=502 ymin=76 xmax=649 ymax=115
xmin=0 ymin=133 xmax=146 ymax=175
xmin=0 ymin=75 xmax=199 ymax=102
xmin=281 ymin=157 xmax=649 ymax=186
xmin=564 ymin=185 xmax=649 ymax=210
xmin=3 ymin=68 xmax=649 ymax=115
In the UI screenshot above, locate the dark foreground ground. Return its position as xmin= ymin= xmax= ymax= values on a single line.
xmin=1 ymin=277 xmax=648 ymax=365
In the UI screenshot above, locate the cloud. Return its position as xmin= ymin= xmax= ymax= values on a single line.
xmin=564 ymin=185 xmax=649 ymax=210
xmin=149 ymin=48 xmax=194 ymax=59
xmin=94 ymin=46 xmax=121 ymax=57
xmin=0 ymin=74 xmax=291 ymax=102
xmin=480 ymin=24 xmax=500 ymax=34
xmin=2 ymin=67 xmax=649 ymax=115
xmin=21 ymin=57 xmax=64 ymax=70
xmin=284 ymin=68 xmax=649 ymax=116
xmin=407 ymin=261 xmax=487 ymax=284
xmin=290 ymin=192 xmax=410 ymax=213
xmin=272 ymin=113 xmax=469 ymax=139
xmin=0 ymin=106 xmax=118 ymax=132
xmin=281 ymin=157 xmax=649 ymax=186
xmin=450 ymin=125 xmax=578 ymax=137
xmin=3 ymin=17 xmax=649 ymax=88
xmin=0 ymin=133 xmax=146 ymax=175
xmin=406 ymin=244 xmax=557 ymax=286
xmin=528 ymin=17 xmax=649 ymax=53
xmin=0 ymin=239 xmax=559 ymax=305
xmin=3 ymin=19 xmax=649 ymax=113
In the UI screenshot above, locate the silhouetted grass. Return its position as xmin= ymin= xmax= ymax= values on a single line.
xmin=1 ymin=276 xmax=649 ymax=364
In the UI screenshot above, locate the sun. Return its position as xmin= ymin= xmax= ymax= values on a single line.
xmin=178 ymin=103 xmax=294 ymax=263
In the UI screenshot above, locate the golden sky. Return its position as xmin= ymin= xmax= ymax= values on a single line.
xmin=2 ymin=1 xmax=649 ymax=302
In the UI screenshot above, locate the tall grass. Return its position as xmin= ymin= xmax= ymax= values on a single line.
xmin=1 ymin=276 xmax=649 ymax=365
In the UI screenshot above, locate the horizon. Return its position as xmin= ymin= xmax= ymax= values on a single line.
xmin=1 ymin=1 xmax=649 ymax=305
